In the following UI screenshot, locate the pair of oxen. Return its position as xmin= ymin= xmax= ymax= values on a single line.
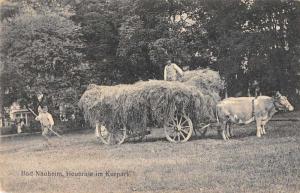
xmin=216 ymin=92 xmax=294 ymax=140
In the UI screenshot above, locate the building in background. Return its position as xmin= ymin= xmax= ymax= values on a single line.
xmin=1 ymin=102 xmax=34 ymax=128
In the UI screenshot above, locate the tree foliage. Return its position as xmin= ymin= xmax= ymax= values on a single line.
xmin=1 ymin=4 xmax=83 ymax=112
xmin=1 ymin=0 xmax=300 ymax=117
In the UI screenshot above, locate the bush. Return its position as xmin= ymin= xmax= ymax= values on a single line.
xmin=0 ymin=125 xmax=17 ymax=135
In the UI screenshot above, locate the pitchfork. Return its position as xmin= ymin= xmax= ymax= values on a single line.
xmin=27 ymin=107 xmax=62 ymax=138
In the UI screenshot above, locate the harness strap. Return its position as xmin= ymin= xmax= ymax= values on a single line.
xmin=273 ymin=100 xmax=280 ymax=111
xmin=252 ymin=98 xmax=255 ymax=117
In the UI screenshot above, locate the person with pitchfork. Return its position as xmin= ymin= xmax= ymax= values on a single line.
xmin=35 ymin=106 xmax=54 ymax=139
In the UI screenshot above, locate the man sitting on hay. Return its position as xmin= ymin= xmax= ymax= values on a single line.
xmin=164 ymin=60 xmax=183 ymax=81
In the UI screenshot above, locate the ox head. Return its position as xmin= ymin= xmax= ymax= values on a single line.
xmin=273 ymin=91 xmax=294 ymax=111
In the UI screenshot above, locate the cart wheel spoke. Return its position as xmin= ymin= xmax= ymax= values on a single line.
xmin=172 ymin=119 xmax=176 ymax=126
xmin=181 ymin=125 xmax=191 ymax=129
xmin=177 ymin=133 xmax=181 ymax=142
xmin=174 ymin=116 xmax=178 ymax=125
xmin=180 ymin=131 xmax=186 ymax=138
xmin=178 ymin=116 xmax=182 ymax=125
xmin=182 ymin=126 xmax=191 ymax=132
xmin=181 ymin=129 xmax=189 ymax=135
xmin=181 ymin=119 xmax=188 ymax=126
xmin=172 ymin=134 xmax=177 ymax=141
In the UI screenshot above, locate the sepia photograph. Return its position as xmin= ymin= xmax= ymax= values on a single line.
xmin=0 ymin=0 xmax=300 ymax=192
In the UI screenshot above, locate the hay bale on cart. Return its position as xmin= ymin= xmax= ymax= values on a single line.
xmin=181 ymin=68 xmax=224 ymax=94
xmin=78 ymin=68 xmax=223 ymax=145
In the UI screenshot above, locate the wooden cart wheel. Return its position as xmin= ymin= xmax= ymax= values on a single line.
xmin=95 ymin=123 xmax=126 ymax=145
xmin=164 ymin=113 xmax=193 ymax=143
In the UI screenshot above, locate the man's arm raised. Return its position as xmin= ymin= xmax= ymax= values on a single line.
xmin=173 ymin=64 xmax=183 ymax=76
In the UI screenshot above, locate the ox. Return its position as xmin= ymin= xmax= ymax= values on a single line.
xmin=216 ymin=92 xmax=294 ymax=140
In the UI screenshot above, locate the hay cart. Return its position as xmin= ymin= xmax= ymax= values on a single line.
xmin=79 ymin=69 xmax=223 ymax=145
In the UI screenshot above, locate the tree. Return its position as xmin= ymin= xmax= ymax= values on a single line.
xmin=71 ymin=0 xmax=126 ymax=84
xmin=1 ymin=7 xmax=83 ymax=113
xmin=1 ymin=0 xmax=299 ymax=116
xmin=182 ymin=0 xmax=300 ymax=98
xmin=116 ymin=0 xmax=197 ymax=80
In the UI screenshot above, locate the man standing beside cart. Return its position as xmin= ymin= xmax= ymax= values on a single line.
xmin=164 ymin=60 xmax=184 ymax=81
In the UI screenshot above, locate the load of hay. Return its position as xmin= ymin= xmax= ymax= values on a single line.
xmin=78 ymin=68 xmax=224 ymax=132
xmin=181 ymin=68 xmax=224 ymax=94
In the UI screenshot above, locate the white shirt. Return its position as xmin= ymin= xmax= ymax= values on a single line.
xmin=35 ymin=112 xmax=54 ymax=127
xmin=164 ymin=63 xmax=184 ymax=81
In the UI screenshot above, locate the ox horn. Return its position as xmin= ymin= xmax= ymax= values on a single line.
xmin=275 ymin=91 xmax=282 ymax=98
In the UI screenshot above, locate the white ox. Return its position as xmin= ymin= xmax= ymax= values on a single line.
xmin=216 ymin=92 xmax=294 ymax=140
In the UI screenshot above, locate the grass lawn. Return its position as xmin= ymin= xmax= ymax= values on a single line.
xmin=0 ymin=111 xmax=299 ymax=193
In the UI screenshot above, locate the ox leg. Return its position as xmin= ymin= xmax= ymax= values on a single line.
xmin=261 ymin=125 xmax=266 ymax=135
xmin=225 ymin=122 xmax=231 ymax=139
xmin=227 ymin=122 xmax=234 ymax=138
xmin=256 ymin=119 xmax=262 ymax=138
xmin=261 ymin=124 xmax=267 ymax=135
xmin=217 ymin=122 xmax=228 ymax=140
xmin=222 ymin=129 xmax=227 ymax=140
xmin=261 ymin=120 xmax=268 ymax=135
xmin=222 ymin=122 xmax=229 ymax=140
xmin=218 ymin=117 xmax=230 ymax=140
